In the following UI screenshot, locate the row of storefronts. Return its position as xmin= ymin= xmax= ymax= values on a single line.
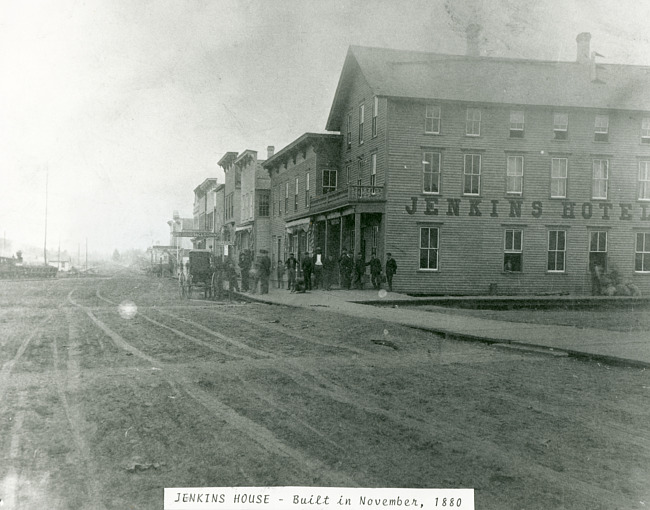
xmin=173 ymin=32 xmax=650 ymax=295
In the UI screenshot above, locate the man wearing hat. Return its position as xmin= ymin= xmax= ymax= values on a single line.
xmin=258 ymin=249 xmax=271 ymax=294
xmin=385 ymin=252 xmax=397 ymax=292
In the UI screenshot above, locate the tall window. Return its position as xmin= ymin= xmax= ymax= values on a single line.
xmin=419 ymin=227 xmax=439 ymax=270
xmin=347 ymin=113 xmax=352 ymax=150
xmin=553 ymin=112 xmax=568 ymax=140
xmin=346 ymin=165 xmax=351 ymax=186
xmin=509 ymin=111 xmax=524 ymax=138
xmin=372 ymin=96 xmax=378 ymax=137
xmin=504 ymin=229 xmax=523 ymax=272
xmin=305 ymin=172 xmax=310 ymax=207
xmin=423 ymin=151 xmax=441 ymax=193
xmin=357 ymin=159 xmax=363 ymax=186
xmin=294 ymin=177 xmax=299 ymax=212
xmin=589 ymin=231 xmax=607 ymax=271
xmin=551 ymin=158 xmax=568 ymax=198
xmin=547 ymin=230 xmax=566 ymax=272
xmin=359 ymin=103 xmax=365 ymax=144
xmin=506 ymin=156 xmax=523 ymax=195
xmin=323 ymin=169 xmax=337 ymax=194
xmin=463 ymin=154 xmax=481 ymax=195
xmin=285 ymin=182 xmax=289 ymax=213
xmin=642 ymin=118 xmax=650 ymax=144
xmin=370 ymin=153 xmax=377 ymax=187
xmin=635 ymin=232 xmax=650 ymax=272
xmin=425 ymin=105 xmax=441 ymax=134
xmin=639 ymin=161 xmax=650 ymax=200
xmin=594 ymin=115 xmax=609 ymax=142
xmin=258 ymin=190 xmax=270 ymax=217
xmin=592 ymin=159 xmax=609 ymax=199
xmin=466 ymin=108 xmax=481 ymax=136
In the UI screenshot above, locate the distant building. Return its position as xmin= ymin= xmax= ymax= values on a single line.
xmin=219 ymin=152 xmax=241 ymax=261
xmin=191 ymin=178 xmax=218 ymax=250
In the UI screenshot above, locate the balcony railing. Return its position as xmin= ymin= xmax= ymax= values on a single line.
xmin=309 ymin=185 xmax=385 ymax=211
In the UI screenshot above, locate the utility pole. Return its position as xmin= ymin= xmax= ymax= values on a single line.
xmin=44 ymin=167 xmax=48 ymax=265
xmin=85 ymin=237 xmax=88 ymax=271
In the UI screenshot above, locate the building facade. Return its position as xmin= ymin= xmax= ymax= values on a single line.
xmin=191 ymin=178 xmax=218 ymax=250
xmin=219 ymin=152 xmax=241 ymax=261
xmin=320 ymin=33 xmax=650 ymax=295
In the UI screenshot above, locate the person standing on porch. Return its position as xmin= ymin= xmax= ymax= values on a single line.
xmin=385 ymin=253 xmax=397 ymax=292
xmin=339 ymin=249 xmax=353 ymax=289
xmin=367 ymin=253 xmax=383 ymax=290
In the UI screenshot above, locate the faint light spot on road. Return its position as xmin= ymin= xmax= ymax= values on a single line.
xmin=383 ymin=329 xmax=389 ymax=336
xmin=378 ymin=289 xmax=387 ymax=298
xmin=118 ymin=300 xmax=138 ymax=320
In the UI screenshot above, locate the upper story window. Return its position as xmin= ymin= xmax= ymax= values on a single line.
xmin=258 ymin=190 xmax=270 ymax=217
xmin=509 ymin=111 xmax=524 ymax=138
xmin=466 ymin=108 xmax=481 ymax=136
xmin=357 ymin=158 xmax=363 ymax=186
xmin=359 ymin=103 xmax=365 ymax=144
xmin=642 ymin=118 xmax=650 ymax=144
xmin=422 ymin=151 xmax=441 ymax=194
xmin=595 ymin=115 xmax=609 ymax=142
xmin=551 ymin=158 xmax=568 ymax=198
xmin=285 ymin=182 xmax=289 ymax=213
xmin=370 ymin=153 xmax=377 ymax=187
xmin=506 ymin=156 xmax=523 ymax=195
xmin=639 ymin=161 xmax=650 ymax=200
xmin=372 ymin=97 xmax=378 ymax=137
xmin=592 ymin=159 xmax=609 ymax=199
xmin=305 ymin=172 xmax=310 ymax=207
xmin=425 ymin=105 xmax=441 ymax=134
xmin=463 ymin=154 xmax=481 ymax=195
xmin=553 ymin=112 xmax=568 ymax=140
xmin=347 ymin=113 xmax=352 ymax=150
xmin=323 ymin=169 xmax=337 ymax=194
xmin=294 ymin=177 xmax=299 ymax=212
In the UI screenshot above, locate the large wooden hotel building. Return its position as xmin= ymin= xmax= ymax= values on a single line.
xmin=264 ymin=31 xmax=650 ymax=296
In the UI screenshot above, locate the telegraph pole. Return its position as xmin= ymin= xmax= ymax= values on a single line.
xmin=44 ymin=167 xmax=48 ymax=265
xmin=85 ymin=237 xmax=88 ymax=271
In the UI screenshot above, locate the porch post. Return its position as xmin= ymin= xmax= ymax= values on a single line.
xmin=339 ymin=216 xmax=344 ymax=255
xmin=354 ymin=212 xmax=361 ymax=256
xmin=324 ymin=219 xmax=329 ymax=257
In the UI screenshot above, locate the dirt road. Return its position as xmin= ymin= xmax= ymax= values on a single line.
xmin=0 ymin=272 xmax=648 ymax=509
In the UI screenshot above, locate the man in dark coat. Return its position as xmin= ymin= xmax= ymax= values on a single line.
xmin=353 ymin=252 xmax=365 ymax=290
xmin=322 ymin=253 xmax=336 ymax=290
xmin=367 ymin=253 xmax=383 ymax=290
xmin=385 ymin=253 xmax=397 ymax=292
xmin=239 ymin=250 xmax=251 ymax=292
xmin=258 ymin=249 xmax=271 ymax=294
xmin=285 ymin=253 xmax=298 ymax=291
xmin=301 ymin=252 xmax=313 ymax=291
xmin=338 ymin=249 xmax=353 ymax=290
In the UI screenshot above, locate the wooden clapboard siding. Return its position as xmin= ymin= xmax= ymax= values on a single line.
xmin=381 ymin=96 xmax=650 ymax=295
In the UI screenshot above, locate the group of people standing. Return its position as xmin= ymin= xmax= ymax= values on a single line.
xmin=237 ymin=249 xmax=272 ymax=294
xmin=278 ymin=249 xmax=397 ymax=293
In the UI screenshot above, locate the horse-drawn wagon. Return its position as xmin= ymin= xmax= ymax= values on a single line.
xmin=179 ymin=250 xmax=215 ymax=299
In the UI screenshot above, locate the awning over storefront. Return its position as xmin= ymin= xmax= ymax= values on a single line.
xmin=285 ymin=217 xmax=311 ymax=233
xmin=235 ymin=225 xmax=253 ymax=233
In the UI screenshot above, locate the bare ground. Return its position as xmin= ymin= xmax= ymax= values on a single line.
xmin=0 ymin=273 xmax=649 ymax=510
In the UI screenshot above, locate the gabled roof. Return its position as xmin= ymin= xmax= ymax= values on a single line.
xmin=326 ymin=45 xmax=650 ymax=131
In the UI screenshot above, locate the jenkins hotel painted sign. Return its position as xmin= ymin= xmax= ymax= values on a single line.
xmin=404 ymin=197 xmax=650 ymax=221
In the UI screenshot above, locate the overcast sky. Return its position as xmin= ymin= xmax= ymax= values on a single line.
xmin=1 ymin=0 xmax=649 ymax=257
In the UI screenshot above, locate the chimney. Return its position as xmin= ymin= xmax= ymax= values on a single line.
xmin=267 ymin=146 xmax=275 ymax=159
xmin=576 ymin=32 xmax=591 ymax=63
xmin=466 ymin=24 xmax=481 ymax=57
